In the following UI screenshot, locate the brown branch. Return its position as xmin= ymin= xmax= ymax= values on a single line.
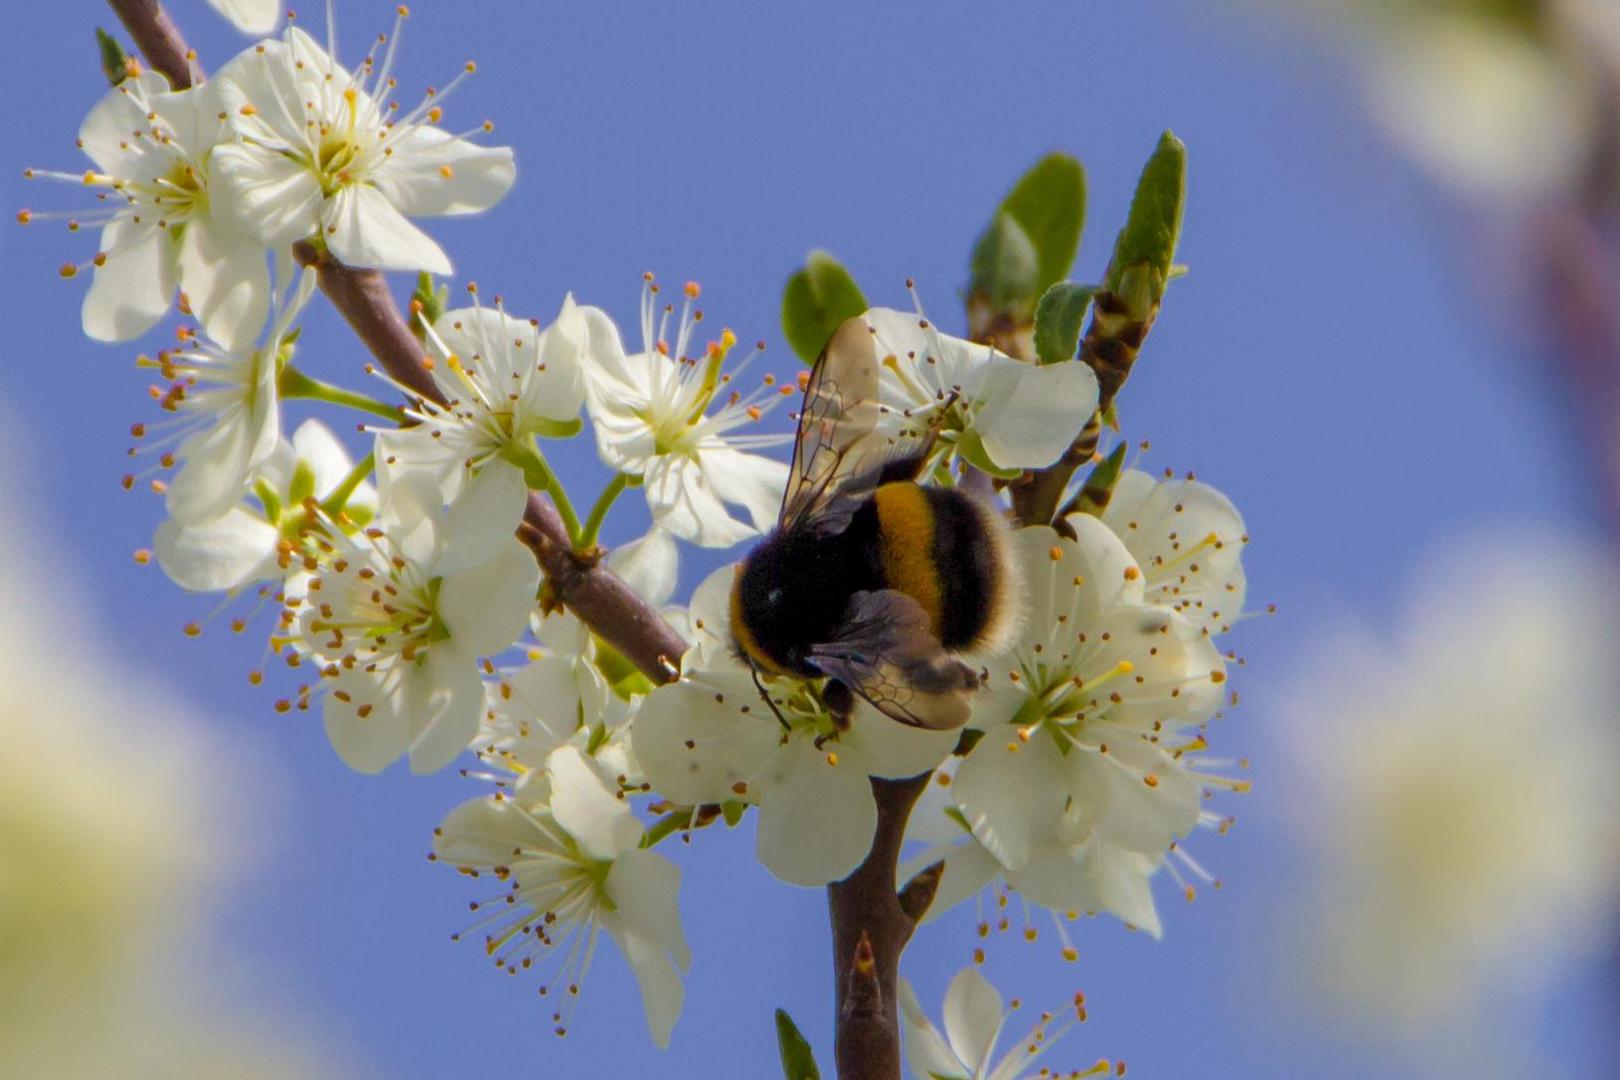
xmin=826 ymin=773 xmax=933 ymax=1080
xmin=107 ymin=0 xmax=686 ymax=684
xmin=105 ymin=0 xmax=198 ymax=89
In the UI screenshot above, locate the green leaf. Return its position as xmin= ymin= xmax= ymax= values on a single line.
xmin=999 ymin=153 xmax=1087 ymax=297
xmin=781 ymin=251 xmax=867 ymax=365
xmin=1069 ymin=441 xmax=1128 ymax=519
xmin=1106 ymin=131 xmax=1186 ymax=296
xmin=774 ymin=1009 xmax=822 ymax=1080
xmin=968 ymin=212 xmax=1038 ymax=309
xmin=96 ymin=28 xmax=130 ymax=86
xmin=1033 ymin=282 xmax=1096 ymax=364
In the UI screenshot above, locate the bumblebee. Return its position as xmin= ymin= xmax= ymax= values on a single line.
xmin=729 ymin=315 xmax=1017 ymax=730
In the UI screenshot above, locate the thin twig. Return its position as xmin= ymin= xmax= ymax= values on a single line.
xmin=109 ymin=0 xmax=686 ymax=683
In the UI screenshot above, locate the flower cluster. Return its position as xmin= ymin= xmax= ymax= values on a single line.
xmin=31 ymin=4 xmax=1255 ymax=1067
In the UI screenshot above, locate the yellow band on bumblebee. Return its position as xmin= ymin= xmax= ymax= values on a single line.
xmin=873 ymin=482 xmax=943 ymax=637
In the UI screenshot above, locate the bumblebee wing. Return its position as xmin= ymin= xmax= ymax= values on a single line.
xmin=809 ymin=589 xmax=979 ymax=730
xmin=782 ymin=316 xmax=921 ymax=536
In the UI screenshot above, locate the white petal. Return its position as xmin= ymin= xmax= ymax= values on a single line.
xmin=323 ymin=668 xmax=412 ymax=774
xmin=1085 ymin=842 xmax=1163 ymax=937
xmin=436 ymin=536 xmax=540 ymax=656
xmin=952 ymin=731 xmax=1066 ymax=871
xmin=208 ymin=139 xmax=323 ymax=249
xmin=432 ymin=795 xmax=538 ymax=866
xmin=697 ymin=447 xmax=791 ymax=534
xmin=83 ymin=219 xmax=176 ymax=342
xmin=632 ymin=676 xmax=781 ymax=805
xmin=607 ymin=527 xmax=679 ymax=609
xmin=166 ymin=405 xmax=258 ymax=525
xmin=756 ymin=738 xmax=877 ymax=887
xmin=153 ymin=508 xmax=278 ymax=592
xmin=406 ymin=647 xmax=485 ymax=774
xmin=918 ymin=841 xmax=1001 ymax=923
xmin=291 ymin=419 xmax=365 ymax=501
xmin=206 ymin=0 xmax=281 ymax=34
xmin=604 ymin=848 xmax=691 ymax=969
xmin=844 ymin=708 xmax=958 ymax=781
xmin=78 ymin=76 xmax=158 ymax=172
xmin=436 ymin=460 xmax=531 ymax=577
xmin=899 ymin=979 xmax=967 ymax=1080
xmin=942 ymin=967 xmax=1004 ymax=1072
xmin=972 ymin=358 xmax=1098 ymax=470
xmin=607 ymin=915 xmax=686 ymax=1049
xmin=323 ymin=183 xmax=452 ymax=274
xmin=178 ymin=216 xmax=271 ymax=352
xmin=645 ymin=454 xmax=757 ymax=548
xmin=548 ymin=745 xmax=642 ymax=859
xmin=372 ymin=126 xmax=516 ymax=217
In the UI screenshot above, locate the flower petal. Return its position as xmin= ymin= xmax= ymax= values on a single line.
xmin=972 ymin=358 xmax=1098 ymax=470
xmin=322 ymin=182 xmax=452 ymax=275
xmin=406 ymin=646 xmax=485 ymax=774
xmin=208 ymin=139 xmax=323 ymax=249
xmin=942 ymin=966 xmax=1004 ymax=1072
xmin=436 ymin=460 xmax=531 ymax=578
xmin=83 ymin=218 xmax=176 ymax=342
xmin=607 ymin=527 xmax=679 ymax=610
xmin=178 ymin=215 xmax=271 ymax=352
xmin=323 ymin=668 xmax=412 ymax=774
xmin=432 ymin=794 xmax=535 ymax=866
xmin=952 ymin=730 xmax=1065 ymax=871
xmin=372 ymin=126 xmax=516 ymax=217
xmin=436 ymin=535 xmax=539 ymax=656
xmin=607 ymin=914 xmax=686 ymax=1049
xmin=632 ymin=675 xmax=781 ymax=806
xmin=645 ymin=453 xmax=757 ymax=548
xmin=206 ymin=0 xmax=281 ymax=33
xmin=548 ymin=745 xmax=642 ymax=860
xmin=153 ymin=508 xmax=278 ymax=592
xmin=755 ymin=738 xmax=877 ymax=886
xmin=899 ymin=979 xmax=967 ymax=1080
xmin=605 ymin=848 xmax=691 ymax=970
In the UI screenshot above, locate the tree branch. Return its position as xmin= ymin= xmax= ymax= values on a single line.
xmin=826 ymin=773 xmax=932 ymax=1080
xmin=105 ymin=0 xmax=197 ymax=89
xmin=109 ymin=1 xmax=686 ymax=684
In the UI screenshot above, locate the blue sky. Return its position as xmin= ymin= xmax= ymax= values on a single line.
xmin=1 ymin=1 xmax=1612 ymax=1076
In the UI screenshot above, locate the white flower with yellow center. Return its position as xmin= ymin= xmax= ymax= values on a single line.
xmin=433 ymin=745 xmax=691 ymax=1048
xmin=924 ymin=515 xmax=1238 ymax=933
xmin=633 ymin=563 xmax=958 ymax=886
xmin=25 ymin=71 xmax=270 ymax=348
xmin=212 ymin=16 xmax=515 ymax=274
xmin=582 ymin=278 xmax=792 ymax=548
xmin=1287 ymin=532 xmax=1620 ymax=1049
xmin=283 ymin=470 xmax=538 ymax=774
xmin=898 ymin=967 xmax=1104 ymax=1080
xmin=154 ymin=417 xmax=374 ymax=593
xmin=141 ymin=266 xmax=315 ymax=527
xmin=1099 ymin=469 xmax=1248 ymax=637
xmin=857 ymin=306 xmax=1099 ymax=476
xmin=376 ymin=295 xmax=589 ymax=545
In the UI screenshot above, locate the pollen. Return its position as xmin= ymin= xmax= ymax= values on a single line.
xmin=438 ymin=163 xmax=453 ymax=178
xmin=58 ymin=262 xmax=78 ymax=278
xmin=427 ymin=106 xmax=443 ymax=123
xmin=132 ymin=548 xmax=151 ymax=565
xmin=238 ymin=104 xmax=257 ymax=116
xmin=683 ymin=281 xmax=701 ymax=299
xmin=825 ymin=752 xmax=839 ymax=766
xmin=1048 ymin=546 xmax=1063 ymax=561
xmin=1123 ymin=566 xmax=1140 ymax=581
xmin=15 ymin=209 xmax=29 ymax=224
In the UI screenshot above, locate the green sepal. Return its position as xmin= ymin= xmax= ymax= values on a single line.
xmin=1033 ymin=282 xmax=1097 ymax=364
xmin=253 ymin=479 xmax=283 ymax=527
xmin=1104 ymin=131 xmax=1186 ymax=307
xmin=96 ymin=28 xmax=130 ymax=87
xmin=998 ymin=153 xmax=1087 ymax=298
xmin=774 ymin=1008 xmax=822 ymax=1080
xmin=500 ymin=440 xmax=554 ymax=491
xmin=781 ymin=251 xmax=868 ymax=365
xmin=721 ymin=800 xmax=747 ymax=827
xmin=594 ymin=636 xmax=656 ymax=699
xmin=531 ymin=415 xmax=584 ymax=440
xmin=585 ymin=721 xmax=610 ymax=756
xmin=968 ymin=212 xmax=1038 ymax=310
xmin=411 ymin=272 xmax=449 ymax=339
xmin=287 ymin=460 xmax=318 ymax=509
xmin=954 ymin=430 xmax=1022 ymax=481
xmin=1069 ymin=441 xmax=1128 ymax=519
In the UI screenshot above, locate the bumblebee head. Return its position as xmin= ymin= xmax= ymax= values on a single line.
xmin=729 ymin=535 xmax=800 ymax=676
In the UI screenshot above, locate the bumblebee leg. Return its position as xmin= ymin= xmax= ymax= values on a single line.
xmin=823 ymin=678 xmax=854 ymax=729
xmin=748 ymin=661 xmax=792 ymax=733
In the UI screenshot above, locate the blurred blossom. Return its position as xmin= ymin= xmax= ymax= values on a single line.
xmin=1282 ymin=529 xmax=1620 ymax=1060
xmin=1285 ymin=0 xmax=1620 ymax=199
xmin=0 ymin=426 xmax=341 ymax=1078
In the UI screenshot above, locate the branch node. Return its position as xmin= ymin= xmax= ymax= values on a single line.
xmin=897 ymin=859 xmax=945 ymax=923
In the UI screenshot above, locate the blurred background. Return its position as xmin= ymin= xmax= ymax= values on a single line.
xmin=3 ymin=0 xmax=1618 ymax=1076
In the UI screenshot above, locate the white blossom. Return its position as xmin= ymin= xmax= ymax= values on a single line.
xmin=26 ymin=71 xmax=270 ymax=348
xmin=633 ymin=564 xmax=957 ymax=886
xmin=898 ymin=967 xmax=1099 ymax=1080
xmin=858 ymin=306 xmax=1098 ymax=475
xmin=434 ymin=746 xmax=691 ymax=1047
xmin=1099 ymin=469 xmax=1247 ymax=637
xmin=912 ymin=515 xmax=1239 ymax=934
xmin=154 ymin=417 xmax=374 ymax=593
xmin=282 ymin=469 xmax=538 ymax=774
xmin=147 ymin=266 xmax=315 ymax=527
xmin=376 ymin=296 xmax=589 ymax=545
xmin=212 ymin=19 xmax=515 ymax=275
xmin=582 ymin=278 xmax=792 ymax=548
xmin=1285 ymin=531 xmax=1620 ymax=1048
xmin=206 ymin=0 xmax=281 ymax=35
